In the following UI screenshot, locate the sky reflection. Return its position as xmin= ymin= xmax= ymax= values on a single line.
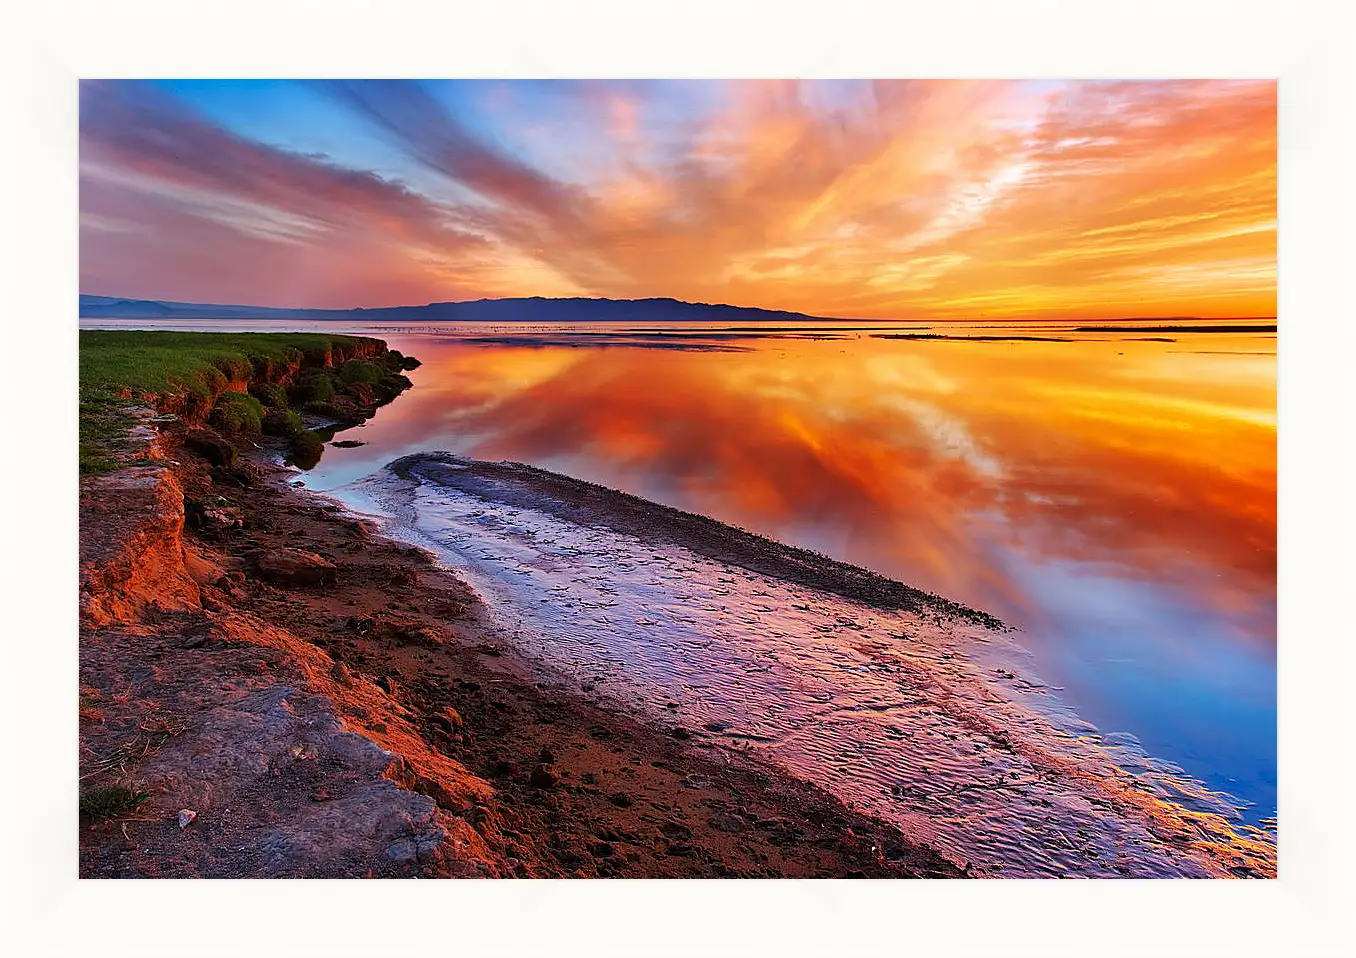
xmin=298 ymin=324 xmax=1275 ymax=821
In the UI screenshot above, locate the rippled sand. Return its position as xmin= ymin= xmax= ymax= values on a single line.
xmin=335 ymin=454 xmax=1275 ymax=878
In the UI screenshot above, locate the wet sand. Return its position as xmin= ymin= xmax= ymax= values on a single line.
xmin=332 ymin=453 xmax=1276 ymax=878
xmin=80 ymin=429 xmax=964 ymax=878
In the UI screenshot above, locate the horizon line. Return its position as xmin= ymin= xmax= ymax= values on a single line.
xmin=78 ymin=291 xmax=1277 ymax=325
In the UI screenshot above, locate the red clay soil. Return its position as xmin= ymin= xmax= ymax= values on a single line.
xmin=78 ymin=425 xmax=963 ymax=878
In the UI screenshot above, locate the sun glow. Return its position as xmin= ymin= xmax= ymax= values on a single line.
xmin=80 ymin=79 xmax=1275 ymax=319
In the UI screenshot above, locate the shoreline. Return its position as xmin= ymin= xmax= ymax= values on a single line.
xmin=79 ymin=415 xmax=964 ymax=877
xmin=388 ymin=453 xmax=1005 ymax=630
xmin=77 ymin=331 xmax=1274 ymax=879
xmin=338 ymin=452 xmax=1277 ymax=879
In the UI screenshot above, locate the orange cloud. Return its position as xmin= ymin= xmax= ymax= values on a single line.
xmin=82 ymin=80 xmax=1276 ymax=318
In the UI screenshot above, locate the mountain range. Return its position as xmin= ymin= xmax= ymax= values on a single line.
xmin=79 ymin=294 xmax=843 ymax=324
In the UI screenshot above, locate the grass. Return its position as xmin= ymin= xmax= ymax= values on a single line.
xmin=248 ymin=381 xmax=289 ymax=410
xmin=79 ymin=330 xmax=388 ymax=475
xmin=262 ymin=408 xmax=305 ymax=437
xmin=209 ymin=392 xmax=266 ymax=435
xmin=337 ymin=359 xmax=386 ymax=386
xmin=289 ymin=367 xmax=339 ymax=404
xmin=79 ymin=396 xmax=138 ymax=475
xmin=80 ymin=330 xmax=379 ymax=405
xmin=79 ymin=784 xmax=151 ymax=821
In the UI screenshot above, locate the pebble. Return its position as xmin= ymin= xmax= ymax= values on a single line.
xmin=709 ymin=812 xmax=748 ymax=833
xmin=529 ymin=764 xmax=560 ymax=789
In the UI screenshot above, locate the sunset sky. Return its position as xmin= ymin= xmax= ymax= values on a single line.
xmin=79 ymin=79 xmax=1276 ymax=319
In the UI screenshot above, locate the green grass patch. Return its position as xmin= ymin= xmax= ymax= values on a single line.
xmin=338 ymin=359 xmax=386 ymax=386
xmin=289 ymin=368 xmax=338 ymax=405
xmin=79 ymin=396 xmax=137 ymax=475
xmin=209 ymin=391 xmax=265 ymax=435
xmin=79 ymin=331 xmax=386 ymax=475
xmin=287 ymin=429 xmax=326 ymax=470
xmin=79 ymin=784 xmax=150 ymax=821
xmin=80 ymin=330 xmax=378 ymax=405
xmin=248 ymin=381 xmax=290 ymax=410
xmin=262 ymin=408 xmax=305 ymax=438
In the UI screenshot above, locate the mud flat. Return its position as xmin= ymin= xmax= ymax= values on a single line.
xmin=332 ymin=453 xmax=1277 ymax=878
xmin=78 ymin=337 xmax=960 ymax=877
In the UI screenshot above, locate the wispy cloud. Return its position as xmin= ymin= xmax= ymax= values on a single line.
xmin=80 ymin=79 xmax=1276 ymax=317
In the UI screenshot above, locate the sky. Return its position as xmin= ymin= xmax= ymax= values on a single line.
xmin=79 ymin=79 xmax=1276 ymax=319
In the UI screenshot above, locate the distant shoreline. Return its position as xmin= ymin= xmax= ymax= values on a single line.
xmin=78 ymin=292 xmax=1277 ymax=329
xmin=1072 ymin=323 xmax=1277 ymax=333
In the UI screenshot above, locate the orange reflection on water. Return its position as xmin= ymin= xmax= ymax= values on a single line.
xmin=314 ymin=325 xmax=1275 ymax=823
xmin=363 ymin=333 xmax=1274 ymax=642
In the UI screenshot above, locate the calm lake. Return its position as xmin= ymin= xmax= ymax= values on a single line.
xmin=84 ymin=317 xmax=1277 ymax=841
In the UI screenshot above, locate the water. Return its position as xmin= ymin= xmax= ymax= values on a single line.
xmin=83 ymin=316 xmax=1277 ymax=873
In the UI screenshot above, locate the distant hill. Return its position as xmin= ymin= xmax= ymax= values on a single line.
xmin=79 ymin=294 xmax=843 ymax=324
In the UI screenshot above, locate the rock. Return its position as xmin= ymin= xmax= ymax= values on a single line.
xmin=539 ymin=746 xmax=556 ymax=764
xmin=608 ymin=792 xmax=633 ymax=808
xmin=184 ymin=429 xmax=236 ymax=468
xmin=431 ymin=707 xmax=463 ymax=733
xmin=329 ymin=439 xmax=367 ymax=448
xmin=378 ymin=617 xmax=443 ymax=647
xmin=708 ymin=812 xmax=748 ymax=833
xmin=659 ymin=820 xmax=692 ymax=840
xmin=669 ymin=726 xmax=692 ymax=740
xmin=376 ymin=675 xmax=400 ymax=696
xmin=529 ymin=763 xmax=560 ymax=789
xmin=254 ymin=548 xmax=337 ymax=587
xmin=226 ymin=461 xmax=265 ymax=488
xmin=413 ymin=830 xmax=446 ymax=865
xmin=185 ymin=496 xmax=245 ymax=535
xmin=385 ymin=838 xmax=418 ymax=863
xmin=588 ymin=840 xmax=615 ymax=858
xmin=177 ymin=809 xmax=197 ymax=829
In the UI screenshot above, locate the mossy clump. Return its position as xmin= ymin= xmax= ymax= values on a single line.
xmin=79 ymin=784 xmax=150 ymax=821
xmin=288 ymin=430 xmax=326 ymax=470
xmin=261 ymin=408 xmax=305 ymax=438
xmin=385 ymin=349 xmax=421 ymax=371
xmin=302 ymin=400 xmax=345 ymax=419
xmin=338 ymin=359 xmax=386 ymax=386
xmin=341 ymin=382 xmax=376 ymax=407
xmin=209 ymin=392 xmax=265 ymax=435
xmin=248 ymin=381 xmax=289 ymax=410
xmin=289 ymin=368 xmax=338 ymax=405
xmin=374 ymin=374 xmax=414 ymax=402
